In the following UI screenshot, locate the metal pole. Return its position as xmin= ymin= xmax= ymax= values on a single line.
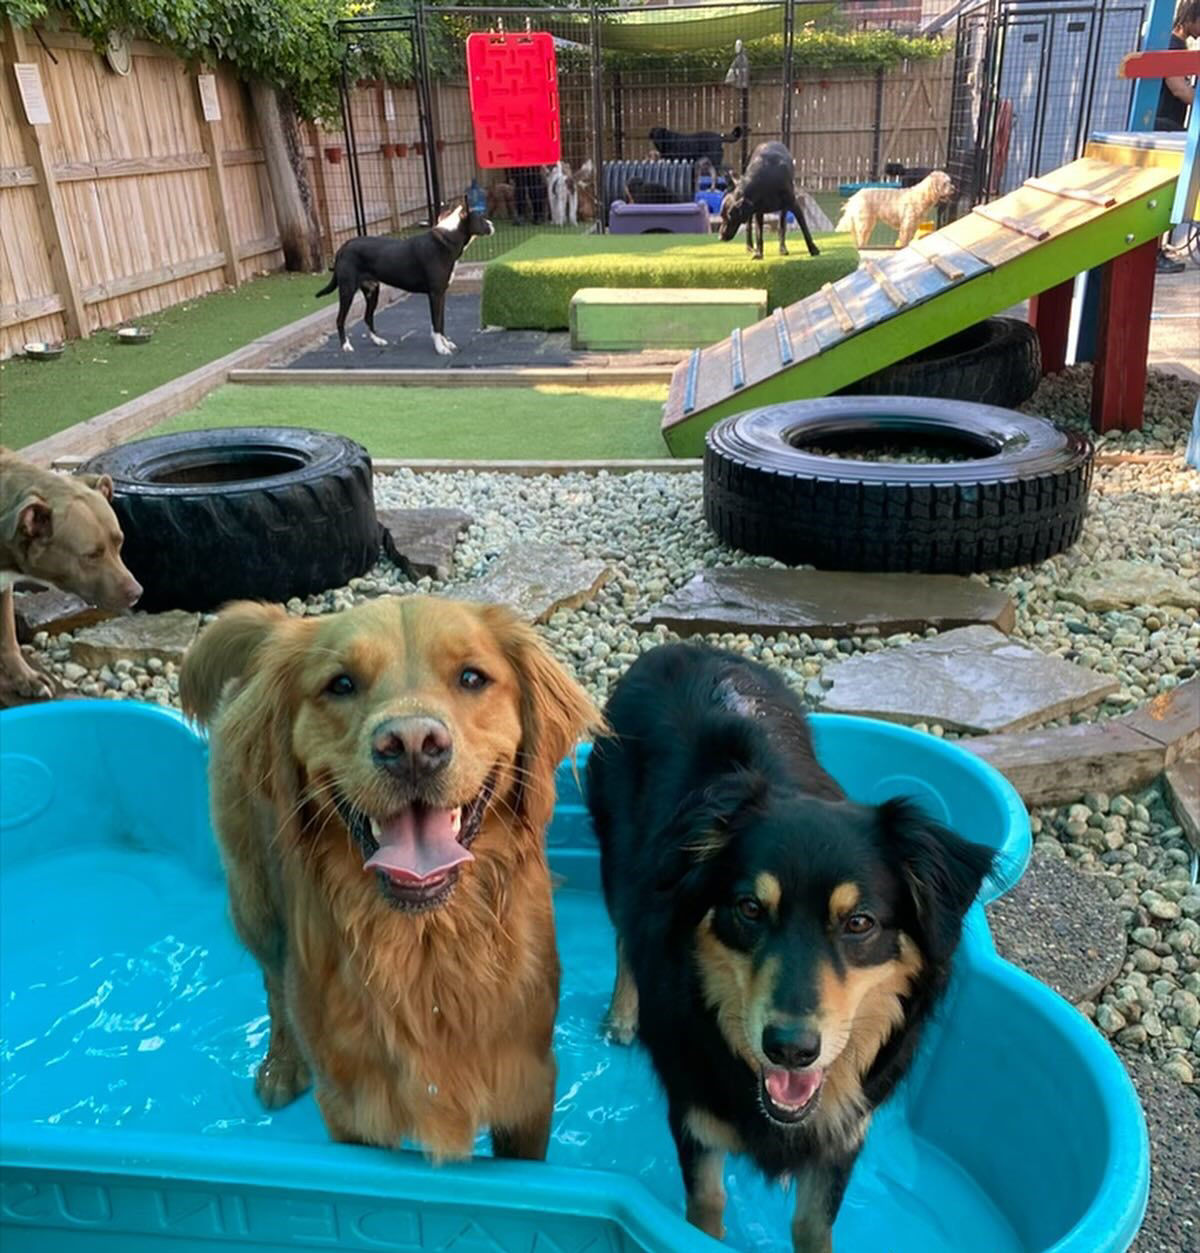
xmin=415 ymin=1 xmax=442 ymax=216
xmin=1077 ymin=0 xmax=1110 ymax=160
xmin=781 ymin=0 xmax=795 ymax=150
xmin=589 ymin=0 xmax=605 ymax=232
xmin=871 ymin=65 xmax=884 ymax=180
xmin=340 ymin=56 xmax=367 ymax=236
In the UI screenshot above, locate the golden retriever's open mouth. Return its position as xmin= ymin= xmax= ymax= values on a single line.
xmin=339 ymin=773 xmax=495 ymax=912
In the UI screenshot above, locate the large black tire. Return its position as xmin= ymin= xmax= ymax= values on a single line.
xmin=703 ymin=397 xmax=1093 ymax=573
xmin=840 ymin=317 xmax=1042 ymax=408
xmin=80 ymin=428 xmax=381 ymax=612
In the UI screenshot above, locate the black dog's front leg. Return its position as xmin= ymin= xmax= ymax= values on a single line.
xmin=669 ymin=1107 xmax=728 ymax=1242
xmin=753 ymin=212 xmax=765 ymax=260
xmin=790 ymin=1157 xmax=854 ymax=1253
xmin=787 ymin=187 xmax=821 ymax=257
xmin=427 ymin=289 xmax=456 ymax=355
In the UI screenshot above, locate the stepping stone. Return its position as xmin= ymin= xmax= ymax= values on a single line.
xmin=1164 ymin=756 xmax=1200 ymax=855
xmin=456 ymin=542 xmax=612 ymax=624
xmin=639 ymin=568 xmax=1015 ymax=638
xmin=987 ymin=847 xmax=1127 ymax=1005
xmin=70 ymin=611 xmax=201 ymax=669
xmin=12 ymin=588 xmax=113 ymax=643
xmin=377 ymin=507 xmax=473 ymax=582
xmin=1057 ymin=560 xmax=1200 ymax=612
xmin=816 ymin=624 xmax=1119 ymax=734
xmin=1122 ymin=678 xmax=1200 ymax=765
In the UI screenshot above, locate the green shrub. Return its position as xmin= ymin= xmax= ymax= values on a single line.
xmin=481 ymin=233 xmax=859 ymax=331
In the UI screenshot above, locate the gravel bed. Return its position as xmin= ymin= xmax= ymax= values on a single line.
xmin=22 ymin=372 xmax=1200 ymax=1096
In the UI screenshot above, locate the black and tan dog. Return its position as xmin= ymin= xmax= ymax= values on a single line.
xmin=719 ymin=141 xmax=820 ymax=260
xmin=586 ymin=643 xmax=993 ymax=1252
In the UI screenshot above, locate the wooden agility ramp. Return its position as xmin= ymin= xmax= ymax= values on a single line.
xmin=662 ymin=145 xmax=1186 ymax=456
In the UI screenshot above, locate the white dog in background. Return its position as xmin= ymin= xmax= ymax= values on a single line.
xmin=546 ymin=161 xmax=578 ymax=227
xmin=836 ymin=169 xmax=955 ymax=249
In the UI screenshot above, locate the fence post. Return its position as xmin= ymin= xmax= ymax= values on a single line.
xmin=194 ymin=76 xmax=240 ymax=288
xmin=4 ymin=18 xmax=88 ymax=340
xmin=781 ymin=0 xmax=795 ymax=150
xmin=307 ymin=122 xmax=335 ymax=260
xmin=589 ymin=0 xmax=605 ymax=232
xmin=378 ymin=85 xmax=404 ymax=233
xmin=871 ymin=66 xmax=885 ymax=180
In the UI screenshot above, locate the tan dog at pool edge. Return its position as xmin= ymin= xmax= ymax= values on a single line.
xmin=835 ymin=170 xmax=955 ymax=250
xmin=0 ymin=446 xmax=143 ymax=701
xmin=179 ymin=595 xmax=601 ymax=1162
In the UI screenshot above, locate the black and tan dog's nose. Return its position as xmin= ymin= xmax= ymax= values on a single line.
xmin=762 ymin=1023 xmax=821 ymax=1070
xmin=371 ymin=716 xmax=452 ymax=777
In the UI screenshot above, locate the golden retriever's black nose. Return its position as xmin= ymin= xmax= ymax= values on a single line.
xmin=762 ymin=1023 xmax=821 ymax=1069
xmin=371 ymin=716 xmax=452 ymax=777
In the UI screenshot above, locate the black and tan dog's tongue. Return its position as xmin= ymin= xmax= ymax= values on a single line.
xmin=364 ymin=807 xmax=472 ymax=883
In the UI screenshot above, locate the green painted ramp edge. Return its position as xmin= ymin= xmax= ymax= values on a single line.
xmin=662 ymin=184 xmax=1176 ymax=456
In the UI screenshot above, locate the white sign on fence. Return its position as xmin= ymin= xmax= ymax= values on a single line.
xmin=197 ymin=74 xmax=221 ymax=122
xmin=384 ymin=89 xmax=396 ymax=121
xmin=14 ymin=63 xmax=51 ymax=126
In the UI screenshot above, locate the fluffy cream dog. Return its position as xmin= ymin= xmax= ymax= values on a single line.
xmin=836 ymin=170 xmax=954 ymax=249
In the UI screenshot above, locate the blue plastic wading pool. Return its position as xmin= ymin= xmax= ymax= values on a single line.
xmin=0 ymin=701 xmax=1148 ymax=1253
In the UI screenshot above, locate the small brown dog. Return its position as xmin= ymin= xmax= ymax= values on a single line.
xmin=180 ymin=595 xmax=600 ymax=1162
xmin=0 ymin=446 xmax=142 ymax=700
xmin=486 ymin=180 xmax=516 ymax=222
xmin=835 ymin=170 xmax=955 ymax=249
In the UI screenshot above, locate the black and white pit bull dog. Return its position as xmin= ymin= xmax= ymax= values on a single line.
xmin=719 ymin=141 xmax=820 ymax=261
xmin=315 ymin=201 xmax=494 ymax=355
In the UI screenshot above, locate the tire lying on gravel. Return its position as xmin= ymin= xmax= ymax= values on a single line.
xmin=703 ymin=397 xmax=1094 ymax=574
xmin=80 ymin=428 xmax=382 ymax=613
xmin=839 ymin=317 xmax=1042 ymax=408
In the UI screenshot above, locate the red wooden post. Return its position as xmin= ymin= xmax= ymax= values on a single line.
xmin=1090 ymin=239 xmax=1158 ymax=433
xmin=1028 ymin=278 xmax=1074 ymax=376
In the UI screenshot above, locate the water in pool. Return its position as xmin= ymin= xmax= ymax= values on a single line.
xmin=0 ymin=841 xmax=1022 ymax=1253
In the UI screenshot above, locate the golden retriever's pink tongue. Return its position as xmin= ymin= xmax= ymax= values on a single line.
xmin=765 ymin=1068 xmax=822 ymax=1108
xmin=364 ymin=808 xmax=472 ymax=882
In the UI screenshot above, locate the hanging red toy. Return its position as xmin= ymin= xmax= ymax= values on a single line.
xmin=466 ymin=30 xmax=560 ymax=169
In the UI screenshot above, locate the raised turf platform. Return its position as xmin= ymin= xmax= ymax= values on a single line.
xmin=480 ymin=233 xmax=858 ymax=332
xmin=569 ymin=287 xmax=767 ymax=351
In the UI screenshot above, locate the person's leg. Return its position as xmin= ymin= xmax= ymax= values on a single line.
xmin=1153 ymin=117 xmax=1187 ymax=273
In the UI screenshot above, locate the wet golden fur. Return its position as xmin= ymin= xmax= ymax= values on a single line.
xmin=835 ymin=170 xmax=955 ymax=249
xmin=180 ymin=595 xmax=600 ymax=1161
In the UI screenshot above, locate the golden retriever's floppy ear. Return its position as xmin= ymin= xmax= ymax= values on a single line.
xmin=479 ymin=604 xmax=603 ymax=834
xmin=75 ymin=471 xmax=114 ymax=502
xmin=181 ymin=600 xmax=319 ymax=814
xmin=180 ymin=601 xmax=289 ymax=725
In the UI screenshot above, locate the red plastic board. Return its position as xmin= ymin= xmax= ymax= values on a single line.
xmin=466 ymin=32 xmax=560 ymax=169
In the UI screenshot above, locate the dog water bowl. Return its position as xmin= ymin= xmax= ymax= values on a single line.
xmin=116 ymin=326 xmax=153 ymax=344
xmin=22 ymin=341 xmax=63 ymax=360
xmin=0 ymin=702 xmax=1148 ymax=1253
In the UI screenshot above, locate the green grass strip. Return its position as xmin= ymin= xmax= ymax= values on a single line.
xmin=481 ymin=233 xmax=859 ymax=331
xmin=1 ymin=273 xmax=337 ymax=450
xmin=152 ymin=382 xmax=671 ymax=460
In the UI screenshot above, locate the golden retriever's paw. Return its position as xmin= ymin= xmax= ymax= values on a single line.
xmin=255 ymin=1052 xmax=312 ymax=1108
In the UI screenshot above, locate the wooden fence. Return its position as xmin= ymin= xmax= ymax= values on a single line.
xmin=1 ymin=15 xmax=952 ymax=359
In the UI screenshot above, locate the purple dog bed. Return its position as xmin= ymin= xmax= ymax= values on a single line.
xmin=608 ymin=201 xmax=710 ymax=235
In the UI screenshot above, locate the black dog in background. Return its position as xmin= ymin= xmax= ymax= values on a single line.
xmin=720 ymin=140 xmax=820 ymax=260
xmin=649 ymin=125 xmax=744 ymax=174
xmin=586 ymin=643 xmax=993 ymax=1252
xmin=624 ymin=177 xmax=676 ymax=205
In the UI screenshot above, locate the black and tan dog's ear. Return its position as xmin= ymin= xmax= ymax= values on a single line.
xmin=656 ymin=769 xmax=768 ymax=903
xmin=14 ymin=495 xmax=53 ymax=542
xmin=880 ymin=798 xmax=994 ymax=964
xmin=76 ymin=471 xmax=114 ymax=502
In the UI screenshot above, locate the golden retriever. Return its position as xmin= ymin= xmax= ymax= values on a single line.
xmin=180 ymin=595 xmax=600 ymax=1162
xmin=835 ymin=170 xmax=955 ymax=250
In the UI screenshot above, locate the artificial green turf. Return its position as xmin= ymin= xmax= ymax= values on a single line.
xmin=480 ymin=232 xmax=860 ymax=331
xmin=0 ymin=273 xmax=337 ymax=450
xmin=151 ymin=382 xmax=672 ymax=459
